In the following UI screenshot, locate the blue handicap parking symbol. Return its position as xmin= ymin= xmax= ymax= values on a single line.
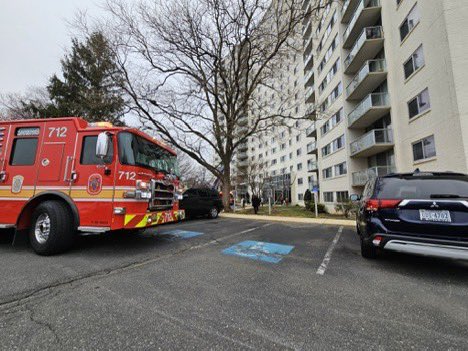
xmin=160 ymin=230 xmax=203 ymax=239
xmin=222 ymin=241 xmax=295 ymax=264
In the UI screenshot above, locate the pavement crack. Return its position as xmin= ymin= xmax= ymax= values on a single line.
xmin=25 ymin=304 xmax=60 ymax=345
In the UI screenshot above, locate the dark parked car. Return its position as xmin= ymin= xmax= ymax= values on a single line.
xmin=180 ymin=188 xmax=224 ymax=219
xmin=352 ymin=171 xmax=468 ymax=260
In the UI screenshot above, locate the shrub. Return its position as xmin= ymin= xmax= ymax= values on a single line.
xmin=335 ymin=201 xmax=358 ymax=219
xmin=306 ymin=201 xmax=327 ymax=214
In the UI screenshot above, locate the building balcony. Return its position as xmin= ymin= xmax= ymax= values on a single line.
xmin=237 ymin=151 xmax=248 ymax=160
xmin=304 ymin=51 xmax=314 ymax=71
xmin=341 ymin=0 xmax=360 ymax=23
xmin=237 ymin=159 xmax=249 ymax=168
xmin=347 ymin=92 xmax=390 ymax=128
xmin=238 ymin=142 xmax=248 ymax=152
xmin=303 ymin=21 xmax=312 ymax=40
xmin=307 ymin=141 xmax=317 ymax=154
xmin=342 ymin=0 xmax=382 ymax=49
xmin=305 ymin=85 xmax=316 ymax=103
xmin=346 ymin=59 xmax=387 ymax=101
xmin=304 ymin=69 xmax=314 ymax=87
xmin=308 ymin=160 xmax=318 ymax=172
xmin=344 ymin=26 xmax=384 ymax=75
xmin=306 ymin=122 xmax=317 ymax=137
xmin=238 ymin=116 xmax=248 ymax=126
xmin=352 ymin=165 xmax=396 ymax=186
xmin=350 ymin=128 xmax=394 ymax=158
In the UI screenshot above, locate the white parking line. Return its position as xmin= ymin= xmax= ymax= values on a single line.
xmin=316 ymin=226 xmax=343 ymax=276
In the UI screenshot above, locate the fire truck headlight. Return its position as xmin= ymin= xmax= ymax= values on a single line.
xmin=140 ymin=191 xmax=151 ymax=199
xmin=136 ymin=180 xmax=150 ymax=190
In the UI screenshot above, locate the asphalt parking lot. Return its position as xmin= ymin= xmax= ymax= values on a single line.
xmin=0 ymin=218 xmax=467 ymax=350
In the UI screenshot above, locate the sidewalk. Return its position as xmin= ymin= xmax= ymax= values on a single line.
xmin=220 ymin=212 xmax=356 ymax=227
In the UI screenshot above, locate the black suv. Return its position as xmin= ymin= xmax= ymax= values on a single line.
xmin=179 ymin=188 xmax=224 ymax=219
xmin=353 ymin=171 xmax=468 ymax=260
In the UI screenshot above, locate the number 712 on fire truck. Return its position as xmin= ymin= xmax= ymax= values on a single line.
xmin=0 ymin=117 xmax=184 ymax=255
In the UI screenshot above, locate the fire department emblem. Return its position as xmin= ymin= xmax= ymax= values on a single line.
xmin=87 ymin=174 xmax=102 ymax=195
xmin=11 ymin=175 xmax=24 ymax=194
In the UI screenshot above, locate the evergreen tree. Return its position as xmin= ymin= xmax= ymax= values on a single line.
xmin=19 ymin=32 xmax=125 ymax=125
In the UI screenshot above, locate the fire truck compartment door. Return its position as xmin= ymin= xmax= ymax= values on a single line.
xmin=38 ymin=143 xmax=65 ymax=182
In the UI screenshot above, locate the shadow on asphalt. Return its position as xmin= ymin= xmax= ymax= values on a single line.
xmin=375 ymin=251 xmax=468 ymax=280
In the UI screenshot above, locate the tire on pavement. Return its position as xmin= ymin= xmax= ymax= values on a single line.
xmin=208 ymin=207 xmax=219 ymax=219
xmin=360 ymin=236 xmax=378 ymax=259
xmin=29 ymin=200 xmax=76 ymax=255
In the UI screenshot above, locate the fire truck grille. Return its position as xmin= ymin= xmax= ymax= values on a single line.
xmin=150 ymin=180 xmax=175 ymax=210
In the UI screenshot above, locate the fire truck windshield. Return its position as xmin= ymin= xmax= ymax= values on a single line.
xmin=118 ymin=132 xmax=180 ymax=176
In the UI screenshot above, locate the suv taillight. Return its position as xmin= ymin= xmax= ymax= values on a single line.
xmin=366 ymin=199 xmax=401 ymax=211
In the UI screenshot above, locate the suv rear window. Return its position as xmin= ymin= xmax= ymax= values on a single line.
xmin=375 ymin=176 xmax=468 ymax=199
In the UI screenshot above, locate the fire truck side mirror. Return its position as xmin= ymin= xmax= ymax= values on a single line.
xmin=96 ymin=132 xmax=110 ymax=159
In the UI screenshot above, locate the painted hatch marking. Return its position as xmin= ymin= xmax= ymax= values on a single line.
xmin=222 ymin=241 xmax=295 ymax=264
xmin=160 ymin=230 xmax=204 ymax=239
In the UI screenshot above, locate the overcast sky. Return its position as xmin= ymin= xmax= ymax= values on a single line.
xmin=0 ymin=0 xmax=104 ymax=95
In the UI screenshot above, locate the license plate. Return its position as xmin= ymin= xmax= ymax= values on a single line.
xmin=419 ymin=210 xmax=452 ymax=223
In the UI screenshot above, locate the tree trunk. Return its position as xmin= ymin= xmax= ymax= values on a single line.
xmin=222 ymin=176 xmax=232 ymax=213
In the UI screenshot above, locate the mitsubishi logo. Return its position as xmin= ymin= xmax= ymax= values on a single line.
xmin=430 ymin=202 xmax=439 ymax=209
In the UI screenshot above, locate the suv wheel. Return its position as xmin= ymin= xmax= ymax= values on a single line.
xmin=208 ymin=207 xmax=219 ymax=219
xmin=29 ymin=201 xmax=76 ymax=255
xmin=360 ymin=237 xmax=378 ymax=259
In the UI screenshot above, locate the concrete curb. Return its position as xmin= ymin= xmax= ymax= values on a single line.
xmin=219 ymin=213 xmax=356 ymax=227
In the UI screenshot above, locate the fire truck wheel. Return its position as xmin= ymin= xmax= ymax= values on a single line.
xmin=29 ymin=200 xmax=76 ymax=255
xmin=208 ymin=207 xmax=219 ymax=219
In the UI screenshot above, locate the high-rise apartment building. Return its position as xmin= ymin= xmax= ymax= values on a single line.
xmin=232 ymin=0 xmax=468 ymax=209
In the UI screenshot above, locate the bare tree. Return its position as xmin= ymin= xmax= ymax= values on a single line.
xmin=0 ymin=87 xmax=50 ymax=120
xmin=97 ymin=0 xmax=329 ymax=209
xmin=237 ymin=159 xmax=268 ymax=198
xmin=178 ymin=152 xmax=215 ymax=189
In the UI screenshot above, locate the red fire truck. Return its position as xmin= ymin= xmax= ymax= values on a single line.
xmin=0 ymin=117 xmax=184 ymax=255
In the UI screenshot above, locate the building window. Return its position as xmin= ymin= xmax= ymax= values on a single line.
xmin=280 ymin=143 xmax=286 ymax=150
xmin=320 ymin=82 xmax=342 ymax=112
xmin=271 ymin=159 xmax=277 ymax=165
xmin=298 ymin=193 xmax=304 ymax=201
xmin=412 ymin=135 xmax=436 ymax=161
xmin=322 ymin=135 xmax=345 ymax=156
xmin=324 ymin=192 xmax=334 ymax=203
xmin=400 ymin=4 xmax=420 ymax=42
xmin=296 ymin=135 xmax=301 ymax=142
xmin=318 ymin=35 xmax=338 ymax=74
xmin=297 ymin=163 xmax=303 ymax=171
xmin=321 ymin=108 xmax=343 ymax=136
xmin=408 ymin=88 xmax=431 ymax=118
xmin=280 ymin=155 xmax=286 ymax=163
xmin=318 ymin=59 xmax=341 ymax=95
xmin=289 ymin=152 xmax=293 ymax=160
xmin=404 ymin=45 xmax=425 ymax=79
xmin=336 ymin=191 xmax=349 ymax=203
xmin=322 ymin=167 xmax=333 ymax=179
xmin=296 ymin=148 xmax=302 ymax=156
xmin=334 ymin=162 xmax=347 ymax=176
xmin=298 ymin=178 xmax=303 ymax=185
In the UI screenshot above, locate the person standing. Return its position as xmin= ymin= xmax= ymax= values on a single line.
xmin=252 ymin=195 xmax=261 ymax=214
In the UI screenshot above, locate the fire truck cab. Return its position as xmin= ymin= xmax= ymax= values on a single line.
xmin=0 ymin=117 xmax=184 ymax=255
